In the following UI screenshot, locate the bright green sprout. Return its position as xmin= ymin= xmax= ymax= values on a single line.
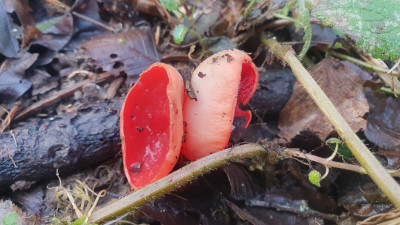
xmin=173 ymin=24 xmax=188 ymax=44
xmin=308 ymin=170 xmax=321 ymax=187
xmin=2 ymin=213 xmax=18 ymax=225
xmin=159 ymin=0 xmax=179 ymax=11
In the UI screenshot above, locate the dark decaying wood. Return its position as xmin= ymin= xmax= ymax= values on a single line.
xmin=0 ymin=99 xmax=123 ymax=190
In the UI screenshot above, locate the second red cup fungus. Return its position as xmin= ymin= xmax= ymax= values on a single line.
xmin=182 ymin=49 xmax=259 ymax=160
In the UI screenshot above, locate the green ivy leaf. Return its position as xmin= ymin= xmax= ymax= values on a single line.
xmin=173 ymin=24 xmax=188 ymax=44
xmin=326 ymin=138 xmax=354 ymax=158
xmin=2 ymin=213 xmax=18 ymax=225
xmin=36 ymin=16 xmax=64 ymax=31
xmin=308 ymin=170 xmax=321 ymax=187
xmin=159 ymin=0 xmax=179 ymax=11
xmin=312 ymin=0 xmax=400 ymax=60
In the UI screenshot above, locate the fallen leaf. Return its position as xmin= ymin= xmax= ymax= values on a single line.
xmin=0 ymin=200 xmax=41 ymax=225
xmin=364 ymin=82 xmax=400 ymax=150
xmin=31 ymin=0 xmax=107 ymax=52
xmin=12 ymin=186 xmax=44 ymax=214
xmin=339 ymin=182 xmax=394 ymax=218
xmin=141 ymin=177 xmax=230 ymax=225
xmin=223 ymin=164 xmax=258 ymax=200
xmin=81 ymin=28 xmax=160 ymax=81
xmin=33 ymin=14 xmax=74 ymax=51
xmin=135 ymin=0 xmax=172 ymax=23
xmin=0 ymin=1 xmax=20 ymax=58
xmin=363 ymin=82 xmax=400 ymax=169
xmin=0 ymin=53 xmax=38 ymax=104
xmin=279 ymin=57 xmax=368 ymax=141
xmin=12 ymin=0 xmax=40 ymax=48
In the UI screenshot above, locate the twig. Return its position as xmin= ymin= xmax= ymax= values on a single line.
xmin=262 ymin=18 xmax=320 ymax=30
xmin=105 ymin=77 xmax=125 ymax=99
xmin=15 ymin=73 xmax=112 ymax=121
xmin=243 ymin=0 xmax=256 ymax=20
xmin=284 ymin=148 xmax=400 ymax=178
xmin=67 ymin=70 xmax=92 ymax=80
xmin=71 ymin=11 xmax=115 ymax=32
xmin=249 ymin=199 xmax=338 ymax=222
xmin=155 ymin=24 xmax=161 ymax=47
xmin=0 ymin=102 xmax=21 ymax=133
xmin=46 ymin=0 xmax=115 ymax=32
xmin=14 ymin=80 xmax=90 ymax=121
xmin=8 ymin=148 xmax=17 ymax=168
xmin=261 ymin=37 xmax=400 ymax=207
xmin=317 ymin=47 xmax=400 ymax=77
xmin=90 ymin=143 xmax=265 ymax=223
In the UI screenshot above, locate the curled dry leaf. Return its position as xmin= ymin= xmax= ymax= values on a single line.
xmin=279 ymin=57 xmax=369 ymax=141
xmin=0 ymin=0 xmax=19 ymax=58
xmin=364 ymin=82 xmax=400 ymax=150
xmin=82 ymin=28 xmax=160 ymax=82
xmin=0 ymin=53 xmax=38 ymax=104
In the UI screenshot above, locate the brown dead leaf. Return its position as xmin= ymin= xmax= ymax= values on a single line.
xmin=364 ymin=82 xmax=400 ymax=151
xmin=0 ymin=53 xmax=38 ymax=104
xmin=0 ymin=200 xmax=41 ymax=224
xmin=363 ymin=82 xmax=400 ymax=169
xmin=279 ymin=57 xmax=368 ymax=141
xmin=135 ymin=0 xmax=172 ymax=23
xmin=0 ymin=1 xmax=19 ymax=58
xmin=81 ymin=28 xmax=160 ymax=81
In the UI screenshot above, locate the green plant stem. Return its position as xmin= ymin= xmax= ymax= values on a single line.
xmin=273 ymin=13 xmax=302 ymax=26
xmin=90 ymin=144 xmax=265 ymax=223
xmin=261 ymin=37 xmax=400 ymax=207
xmin=191 ymin=0 xmax=200 ymax=18
xmin=243 ymin=0 xmax=255 ymax=20
xmin=296 ymin=0 xmax=311 ymax=60
xmin=284 ymin=148 xmax=400 ymax=177
xmin=177 ymin=9 xmax=206 ymax=51
xmin=347 ymin=41 xmax=400 ymax=94
xmin=319 ymin=48 xmax=400 ymax=77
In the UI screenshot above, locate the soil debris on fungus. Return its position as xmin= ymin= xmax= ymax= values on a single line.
xmin=198 ymin=72 xmax=206 ymax=78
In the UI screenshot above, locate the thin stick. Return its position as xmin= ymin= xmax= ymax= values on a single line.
xmin=262 ymin=38 xmax=400 ymax=207
xmin=90 ymin=143 xmax=265 ymax=223
xmin=284 ymin=148 xmax=400 ymax=177
xmin=71 ymin=11 xmax=115 ymax=32
xmin=0 ymin=102 xmax=21 ymax=133
xmin=318 ymin=47 xmax=400 ymax=77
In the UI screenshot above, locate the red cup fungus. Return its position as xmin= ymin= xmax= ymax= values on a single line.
xmin=182 ymin=49 xmax=259 ymax=160
xmin=120 ymin=63 xmax=184 ymax=189
xmin=120 ymin=49 xmax=259 ymax=189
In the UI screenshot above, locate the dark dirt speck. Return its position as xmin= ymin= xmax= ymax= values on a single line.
xmin=198 ymin=72 xmax=206 ymax=78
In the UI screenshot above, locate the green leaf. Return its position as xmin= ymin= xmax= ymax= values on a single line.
xmin=312 ymin=0 xmax=400 ymax=60
xmin=159 ymin=0 xmax=179 ymax=11
xmin=308 ymin=170 xmax=321 ymax=187
xmin=326 ymin=138 xmax=354 ymax=158
xmin=173 ymin=24 xmax=188 ymax=44
xmin=70 ymin=217 xmax=86 ymax=225
xmin=36 ymin=16 xmax=64 ymax=31
xmin=2 ymin=213 xmax=18 ymax=225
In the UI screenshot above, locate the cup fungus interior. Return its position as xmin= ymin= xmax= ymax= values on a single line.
xmin=121 ymin=65 xmax=180 ymax=189
xmin=230 ymin=62 xmax=259 ymax=141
